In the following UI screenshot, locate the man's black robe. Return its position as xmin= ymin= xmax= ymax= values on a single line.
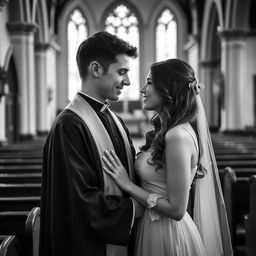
xmin=39 ymin=94 xmax=136 ymax=256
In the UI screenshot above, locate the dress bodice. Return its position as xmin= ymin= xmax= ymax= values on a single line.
xmin=134 ymin=124 xmax=199 ymax=197
xmin=134 ymin=151 xmax=197 ymax=197
xmin=135 ymin=151 xmax=167 ymax=196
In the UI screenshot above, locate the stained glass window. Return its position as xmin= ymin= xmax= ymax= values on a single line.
xmin=68 ymin=9 xmax=88 ymax=101
xmin=105 ymin=4 xmax=140 ymax=101
xmin=156 ymin=9 xmax=177 ymax=61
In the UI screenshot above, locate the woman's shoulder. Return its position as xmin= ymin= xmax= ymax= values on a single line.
xmin=165 ymin=123 xmax=193 ymax=146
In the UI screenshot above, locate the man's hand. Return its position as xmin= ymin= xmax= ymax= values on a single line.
xmin=102 ymin=150 xmax=132 ymax=192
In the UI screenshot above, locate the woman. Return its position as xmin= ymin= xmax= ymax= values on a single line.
xmin=103 ymin=59 xmax=233 ymax=256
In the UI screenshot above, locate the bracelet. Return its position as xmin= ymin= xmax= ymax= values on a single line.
xmin=146 ymin=193 xmax=162 ymax=209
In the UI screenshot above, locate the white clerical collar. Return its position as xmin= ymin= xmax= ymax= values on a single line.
xmin=79 ymin=91 xmax=110 ymax=112
xmin=79 ymin=91 xmax=105 ymax=104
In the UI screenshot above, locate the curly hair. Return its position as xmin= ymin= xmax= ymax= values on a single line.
xmin=140 ymin=59 xmax=198 ymax=170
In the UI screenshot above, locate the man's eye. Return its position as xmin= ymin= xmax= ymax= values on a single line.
xmin=118 ymin=70 xmax=126 ymax=75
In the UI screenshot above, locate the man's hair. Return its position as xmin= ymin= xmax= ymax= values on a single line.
xmin=76 ymin=31 xmax=137 ymax=79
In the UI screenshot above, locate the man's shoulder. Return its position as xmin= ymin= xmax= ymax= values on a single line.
xmin=55 ymin=109 xmax=84 ymax=125
xmin=48 ymin=109 xmax=88 ymax=135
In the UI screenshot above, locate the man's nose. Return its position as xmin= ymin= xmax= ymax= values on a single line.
xmin=123 ymin=74 xmax=130 ymax=86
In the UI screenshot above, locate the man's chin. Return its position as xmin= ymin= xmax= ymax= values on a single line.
xmin=108 ymin=95 xmax=119 ymax=101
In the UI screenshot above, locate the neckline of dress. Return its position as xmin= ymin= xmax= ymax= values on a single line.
xmin=139 ymin=150 xmax=198 ymax=171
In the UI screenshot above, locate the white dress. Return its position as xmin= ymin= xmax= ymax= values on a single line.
xmin=133 ymin=126 xmax=206 ymax=256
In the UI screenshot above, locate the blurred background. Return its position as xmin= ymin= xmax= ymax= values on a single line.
xmin=0 ymin=0 xmax=256 ymax=143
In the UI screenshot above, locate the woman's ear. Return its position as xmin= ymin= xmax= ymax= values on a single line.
xmin=89 ymin=61 xmax=103 ymax=78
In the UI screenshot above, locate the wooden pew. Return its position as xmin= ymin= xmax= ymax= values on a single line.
xmin=233 ymin=168 xmax=256 ymax=177
xmin=0 ymin=173 xmax=41 ymax=184
xmin=0 ymin=165 xmax=42 ymax=174
xmin=25 ymin=207 xmax=40 ymax=256
xmin=245 ymin=175 xmax=256 ymax=256
xmin=223 ymin=167 xmax=249 ymax=250
xmin=0 ymin=142 xmax=42 ymax=161
xmin=215 ymin=149 xmax=255 ymax=154
xmin=214 ymin=148 xmax=247 ymax=153
xmin=0 ymin=143 xmax=43 ymax=152
xmin=0 ymin=207 xmax=40 ymax=256
xmin=0 ymin=147 xmax=42 ymax=154
xmin=0 ymin=197 xmax=40 ymax=211
xmin=0 ymin=235 xmax=19 ymax=256
xmin=0 ymin=184 xmax=41 ymax=197
xmin=0 ymin=159 xmax=42 ymax=166
xmin=216 ymin=154 xmax=256 ymax=160
xmin=0 ymin=142 xmax=42 ymax=254
xmin=0 ymin=147 xmax=42 ymax=158
xmin=0 ymin=211 xmax=27 ymax=254
xmin=212 ymin=135 xmax=256 ymax=155
xmin=217 ymin=160 xmax=256 ymax=169
xmin=219 ymin=168 xmax=256 ymax=191
xmin=0 ymin=154 xmax=42 ymax=159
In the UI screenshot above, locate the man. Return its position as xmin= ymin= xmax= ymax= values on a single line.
xmin=39 ymin=31 xmax=142 ymax=256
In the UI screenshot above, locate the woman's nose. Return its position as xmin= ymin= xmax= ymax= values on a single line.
xmin=140 ymin=84 xmax=146 ymax=94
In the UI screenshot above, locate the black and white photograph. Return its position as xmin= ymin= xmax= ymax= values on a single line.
xmin=0 ymin=0 xmax=255 ymax=255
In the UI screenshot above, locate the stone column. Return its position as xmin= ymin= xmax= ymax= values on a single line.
xmin=0 ymin=68 xmax=8 ymax=145
xmin=199 ymin=60 xmax=220 ymax=128
xmin=185 ymin=34 xmax=199 ymax=78
xmin=219 ymin=29 xmax=247 ymax=131
xmin=35 ymin=43 xmax=49 ymax=135
xmin=46 ymin=40 xmax=60 ymax=129
xmin=0 ymin=1 xmax=9 ymax=144
xmin=7 ymin=22 xmax=37 ymax=139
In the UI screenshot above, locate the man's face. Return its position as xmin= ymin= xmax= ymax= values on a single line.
xmin=96 ymin=54 xmax=131 ymax=101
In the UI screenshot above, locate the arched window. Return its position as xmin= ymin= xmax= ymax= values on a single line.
xmin=68 ymin=9 xmax=88 ymax=101
xmin=156 ymin=9 xmax=177 ymax=61
xmin=105 ymin=4 xmax=140 ymax=101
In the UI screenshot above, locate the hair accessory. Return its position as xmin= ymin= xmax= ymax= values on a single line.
xmin=188 ymin=80 xmax=205 ymax=95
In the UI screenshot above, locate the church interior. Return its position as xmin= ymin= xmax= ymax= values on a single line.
xmin=0 ymin=0 xmax=256 ymax=255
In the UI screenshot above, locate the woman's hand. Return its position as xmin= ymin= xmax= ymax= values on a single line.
xmin=102 ymin=150 xmax=132 ymax=192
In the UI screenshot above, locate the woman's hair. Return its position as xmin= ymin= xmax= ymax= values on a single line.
xmin=140 ymin=59 xmax=198 ymax=170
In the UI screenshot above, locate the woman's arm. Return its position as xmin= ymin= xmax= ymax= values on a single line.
xmin=162 ymin=127 xmax=192 ymax=220
xmin=103 ymin=127 xmax=194 ymax=221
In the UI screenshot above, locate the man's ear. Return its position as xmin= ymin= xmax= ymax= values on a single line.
xmin=89 ymin=61 xmax=103 ymax=78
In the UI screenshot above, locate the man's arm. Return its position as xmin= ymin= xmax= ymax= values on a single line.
xmin=46 ymin=113 xmax=134 ymax=245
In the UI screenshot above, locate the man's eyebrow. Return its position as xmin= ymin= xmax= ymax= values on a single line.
xmin=147 ymin=77 xmax=152 ymax=81
xmin=118 ymin=68 xmax=129 ymax=71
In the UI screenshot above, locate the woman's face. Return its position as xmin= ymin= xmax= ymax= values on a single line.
xmin=140 ymin=71 xmax=163 ymax=112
